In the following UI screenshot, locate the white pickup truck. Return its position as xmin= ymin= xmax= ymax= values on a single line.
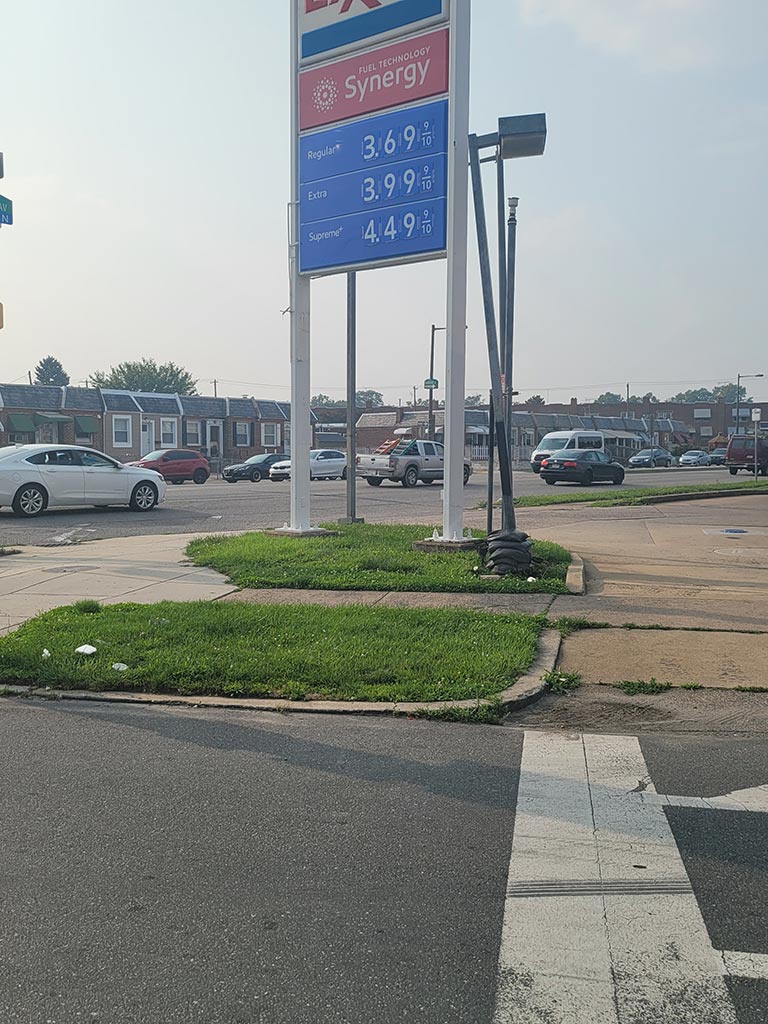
xmin=356 ymin=439 xmax=472 ymax=488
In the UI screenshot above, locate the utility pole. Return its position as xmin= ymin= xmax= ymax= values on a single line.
xmin=28 ymin=370 xmax=32 ymax=385
xmin=212 ymin=379 xmax=218 ymax=398
xmin=428 ymin=325 xmax=436 ymax=441
xmin=626 ymin=382 xmax=630 ymax=414
xmin=412 ymin=385 xmax=418 ymax=410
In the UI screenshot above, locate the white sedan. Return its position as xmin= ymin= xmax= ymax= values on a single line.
xmin=0 ymin=444 xmax=167 ymax=517
xmin=269 ymin=449 xmax=348 ymax=482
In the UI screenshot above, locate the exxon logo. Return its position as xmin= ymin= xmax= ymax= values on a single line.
xmin=305 ymin=0 xmax=383 ymax=13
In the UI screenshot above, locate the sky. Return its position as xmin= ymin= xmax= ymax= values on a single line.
xmin=1 ymin=0 xmax=767 ymax=406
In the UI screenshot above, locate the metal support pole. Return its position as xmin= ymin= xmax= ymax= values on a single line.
xmin=342 ymin=272 xmax=362 ymax=524
xmin=503 ymin=197 xmax=518 ymax=531
xmin=288 ymin=0 xmax=311 ymax=532
xmin=486 ymin=390 xmax=495 ymax=536
xmin=469 ymin=134 xmax=515 ymax=532
xmin=496 ymin=157 xmax=507 ymax=390
xmin=756 ymin=417 xmax=760 ymax=482
xmin=428 ymin=324 xmax=436 ymax=441
xmin=736 ymin=374 xmax=741 ymax=436
xmin=442 ymin=0 xmax=471 ymax=542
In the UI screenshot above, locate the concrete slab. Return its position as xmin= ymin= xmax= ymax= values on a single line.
xmin=549 ymin=594 xmax=768 ymax=632
xmin=559 ymin=628 xmax=768 ymax=689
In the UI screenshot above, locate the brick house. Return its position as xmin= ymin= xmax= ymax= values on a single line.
xmin=178 ymin=396 xmax=228 ymax=457
xmin=0 ymin=384 xmax=102 ymax=447
xmin=100 ymin=391 xmax=143 ymax=461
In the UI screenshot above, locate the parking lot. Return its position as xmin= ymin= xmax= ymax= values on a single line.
xmin=0 ymin=466 xmax=739 ymax=546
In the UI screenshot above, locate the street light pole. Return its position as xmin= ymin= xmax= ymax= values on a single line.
xmin=736 ymin=373 xmax=764 ymax=435
xmin=503 ymin=197 xmax=518 ymax=522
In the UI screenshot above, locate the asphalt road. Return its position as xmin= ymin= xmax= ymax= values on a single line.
xmin=1 ymin=703 xmax=766 ymax=1023
xmin=0 ymin=466 xmax=737 ymax=546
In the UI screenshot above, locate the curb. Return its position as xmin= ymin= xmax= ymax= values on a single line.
xmin=633 ymin=487 xmax=768 ymax=505
xmin=0 ymin=631 xmax=561 ymax=720
xmin=566 ymin=554 xmax=586 ymax=595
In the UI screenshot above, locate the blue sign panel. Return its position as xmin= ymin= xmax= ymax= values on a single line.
xmin=299 ymin=99 xmax=447 ymax=274
xmin=300 ymin=99 xmax=447 ymax=183
xmin=301 ymin=154 xmax=446 ymax=224
xmin=300 ymin=197 xmax=446 ymax=273
xmin=0 ymin=195 xmax=12 ymax=225
xmin=301 ymin=0 xmax=445 ymax=62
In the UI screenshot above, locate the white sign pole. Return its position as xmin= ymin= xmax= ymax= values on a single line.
xmin=442 ymin=0 xmax=471 ymax=541
xmin=290 ymin=0 xmax=312 ymax=532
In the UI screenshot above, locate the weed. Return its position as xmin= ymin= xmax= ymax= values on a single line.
xmin=681 ymin=683 xmax=703 ymax=690
xmin=735 ymin=685 xmax=768 ymax=693
xmin=544 ymin=669 xmax=583 ymax=693
xmin=551 ymin=616 xmax=612 ymax=637
xmin=0 ymin=547 xmax=20 ymax=557
xmin=409 ymin=699 xmax=504 ymax=724
xmin=617 ymin=678 xmax=672 ymax=696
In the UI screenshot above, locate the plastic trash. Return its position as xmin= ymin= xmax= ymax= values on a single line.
xmin=75 ymin=644 xmax=97 ymax=655
xmin=42 ymin=649 xmax=51 ymax=659
xmin=112 ymin=663 xmax=128 ymax=672
xmin=527 ymin=577 xmax=537 ymax=583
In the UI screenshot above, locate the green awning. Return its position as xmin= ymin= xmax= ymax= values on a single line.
xmin=34 ymin=412 xmax=72 ymax=425
xmin=74 ymin=416 xmax=100 ymax=434
xmin=7 ymin=413 xmax=37 ymax=432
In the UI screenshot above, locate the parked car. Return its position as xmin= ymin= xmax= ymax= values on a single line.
xmin=726 ymin=435 xmax=768 ymax=475
xmin=356 ymin=439 xmax=472 ymax=487
xmin=0 ymin=444 xmax=167 ymax=517
xmin=129 ymin=449 xmax=210 ymax=484
xmin=709 ymin=448 xmax=728 ymax=466
xmin=679 ymin=450 xmax=711 ymax=467
xmin=540 ymin=449 xmax=625 ymax=487
xmin=627 ymin=447 xmax=673 ymax=468
xmin=223 ymin=452 xmax=285 ymax=483
xmin=269 ymin=449 xmax=347 ymax=482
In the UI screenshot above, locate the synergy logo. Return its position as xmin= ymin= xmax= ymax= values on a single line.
xmin=299 ymin=0 xmax=447 ymax=63
xmin=300 ymin=27 xmax=448 ymax=129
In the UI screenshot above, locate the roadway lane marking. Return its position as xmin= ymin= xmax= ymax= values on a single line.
xmin=719 ymin=950 xmax=768 ymax=979
xmin=492 ymin=731 xmax=739 ymax=1023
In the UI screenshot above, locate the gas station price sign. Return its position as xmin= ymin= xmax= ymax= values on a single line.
xmin=299 ymin=99 xmax=448 ymax=274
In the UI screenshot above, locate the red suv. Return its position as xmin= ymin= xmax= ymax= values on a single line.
xmin=129 ymin=449 xmax=210 ymax=485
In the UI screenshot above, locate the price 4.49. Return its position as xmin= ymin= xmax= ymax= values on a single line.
xmin=362 ymin=208 xmax=434 ymax=246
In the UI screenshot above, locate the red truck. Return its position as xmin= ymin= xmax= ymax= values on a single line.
xmin=726 ymin=435 xmax=768 ymax=476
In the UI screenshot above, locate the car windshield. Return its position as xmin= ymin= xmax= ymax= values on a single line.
xmin=245 ymin=454 xmax=270 ymax=465
xmin=141 ymin=451 xmax=167 ymax=461
xmin=634 ymin=450 xmax=654 ymax=457
xmin=536 ymin=437 xmax=568 ymax=451
xmin=685 ymin=451 xmax=705 ymax=456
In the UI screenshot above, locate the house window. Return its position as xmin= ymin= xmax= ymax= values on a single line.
xmin=235 ymin=421 xmax=250 ymax=446
xmin=261 ymin=422 xmax=281 ymax=448
xmin=161 ymin=419 xmax=177 ymax=446
xmin=693 ymin=408 xmax=711 ymax=419
xmin=113 ymin=416 xmax=132 ymax=447
xmin=186 ymin=420 xmax=201 ymax=446
xmin=700 ymin=426 xmax=714 ymax=437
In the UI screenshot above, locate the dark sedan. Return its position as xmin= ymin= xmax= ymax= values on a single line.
xmin=627 ymin=447 xmax=673 ymax=468
xmin=223 ymin=452 xmax=285 ymax=483
xmin=540 ymin=449 xmax=625 ymax=486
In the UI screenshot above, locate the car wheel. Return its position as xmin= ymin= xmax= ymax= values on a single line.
xmin=192 ymin=469 xmax=208 ymax=485
xmin=341 ymin=467 xmax=347 ymax=480
xmin=225 ymin=477 xmax=238 ymax=483
xmin=130 ymin=482 xmax=158 ymax=512
xmin=422 ymin=479 xmax=435 ymax=486
xmin=463 ymin=466 xmax=471 ymax=486
xmin=650 ymin=460 xmax=657 ymax=468
xmin=366 ymin=477 xmax=383 ymax=487
xmin=249 ymin=469 xmax=262 ymax=482
xmin=545 ymin=478 xmax=556 ymax=486
xmin=172 ymin=479 xmax=184 ymax=485
xmin=729 ymin=467 xmax=738 ymax=475
xmin=401 ymin=465 xmax=419 ymax=488
xmin=613 ymin=471 xmax=625 ymax=485
xmin=12 ymin=484 xmax=47 ymax=518
xmin=581 ymin=470 xmax=594 ymax=486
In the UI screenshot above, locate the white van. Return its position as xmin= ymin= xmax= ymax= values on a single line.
xmin=530 ymin=431 xmax=604 ymax=473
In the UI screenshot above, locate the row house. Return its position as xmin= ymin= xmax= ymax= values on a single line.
xmin=0 ymin=383 xmax=315 ymax=463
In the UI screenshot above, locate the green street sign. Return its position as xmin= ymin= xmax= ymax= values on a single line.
xmin=424 ymin=377 xmax=439 ymax=390
xmin=0 ymin=195 xmax=12 ymax=225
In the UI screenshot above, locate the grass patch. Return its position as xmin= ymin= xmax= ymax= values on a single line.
xmin=735 ymin=685 xmax=768 ymax=694
xmin=544 ymin=669 xmax=583 ymax=693
xmin=616 ymin=678 xmax=673 ymax=696
xmin=681 ymin=683 xmax=704 ymax=690
xmin=71 ymin=599 xmax=103 ymax=615
xmin=408 ymin=699 xmax=505 ymax=724
xmin=551 ymin=616 xmax=612 ymax=637
xmin=187 ymin=523 xmax=571 ymax=594
xmin=0 ymin=600 xmax=543 ymax=703
xmin=480 ymin=479 xmax=768 ymax=511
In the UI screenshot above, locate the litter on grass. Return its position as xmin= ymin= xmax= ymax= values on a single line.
xmin=75 ymin=645 xmax=97 ymax=655
xmin=42 ymin=649 xmax=51 ymax=659
xmin=112 ymin=663 xmax=128 ymax=672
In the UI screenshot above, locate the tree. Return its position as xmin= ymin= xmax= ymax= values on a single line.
xmin=712 ymin=383 xmax=749 ymax=404
xmin=355 ymin=389 xmax=384 ymax=407
xmin=524 ymin=395 xmax=546 ymax=408
xmin=465 ymin=394 xmax=484 ymax=407
xmin=311 ymin=394 xmax=343 ymax=407
xmin=90 ymin=359 xmax=197 ymax=395
xmin=668 ymin=387 xmax=714 ymax=403
xmin=594 ymin=392 xmax=623 ymax=405
xmin=34 ymin=356 xmax=70 ymax=386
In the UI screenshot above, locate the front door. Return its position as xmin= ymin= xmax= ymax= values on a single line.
xmin=207 ymin=423 xmax=222 ymax=458
xmin=141 ymin=420 xmax=155 ymax=456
